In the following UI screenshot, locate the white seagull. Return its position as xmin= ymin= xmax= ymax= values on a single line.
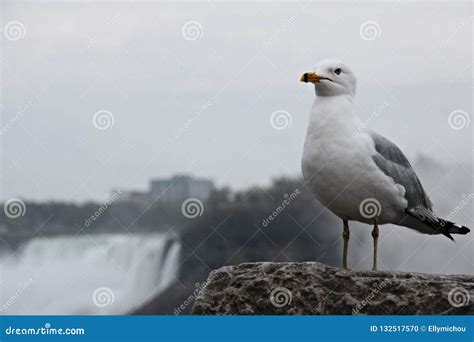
xmin=300 ymin=59 xmax=470 ymax=271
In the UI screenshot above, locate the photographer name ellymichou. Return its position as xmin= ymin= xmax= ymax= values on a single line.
xmin=369 ymin=325 xmax=467 ymax=333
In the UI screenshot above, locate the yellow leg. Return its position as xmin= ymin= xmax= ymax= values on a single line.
xmin=342 ymin=219 xmax=350 ymax=271
xmin=371 ymin=220 xmax=379 ymax=271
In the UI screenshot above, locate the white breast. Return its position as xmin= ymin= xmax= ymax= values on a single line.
xmin=302 ymin=96 xmax=407 ymax=224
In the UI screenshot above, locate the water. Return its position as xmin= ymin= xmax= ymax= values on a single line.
xmin=0 ymin=233 xmax=181 ymax=315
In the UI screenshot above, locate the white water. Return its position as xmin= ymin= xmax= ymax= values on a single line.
xmin=0 ymin=233 xmax=181 ymax=315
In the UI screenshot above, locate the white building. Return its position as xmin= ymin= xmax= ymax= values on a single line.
xmin=149 ymin=175 xmax=214 ymax=204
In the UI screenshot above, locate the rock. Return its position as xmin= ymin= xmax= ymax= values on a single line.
xmin=192 ymin=262 xmax=473 ymax=315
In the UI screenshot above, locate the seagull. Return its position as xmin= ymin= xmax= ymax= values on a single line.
xmin=300 ymin=59 xmax=470 ymax=271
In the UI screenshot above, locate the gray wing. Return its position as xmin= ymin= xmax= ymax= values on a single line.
xmin=369 ymin=131 xmax=433 ymax=210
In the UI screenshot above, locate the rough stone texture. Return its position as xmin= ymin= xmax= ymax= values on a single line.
xmin=192 ymin=262 xmax=473 ymax=315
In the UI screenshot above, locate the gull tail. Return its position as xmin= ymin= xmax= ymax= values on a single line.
xmin=405 ymin=208 xmax=470 ymax=241
xmin=441 ymin=220 xmax=470 ymax=237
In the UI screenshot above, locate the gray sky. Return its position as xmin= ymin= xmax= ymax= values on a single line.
xmin=1 ymin=1 xmax=472 ymax=202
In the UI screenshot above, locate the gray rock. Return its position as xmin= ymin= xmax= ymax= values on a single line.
xmin=192 ymin=262 xmax=473 ymax=315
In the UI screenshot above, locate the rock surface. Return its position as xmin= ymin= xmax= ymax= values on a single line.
xmin=192 ymin=262 xmax=473 ymax=315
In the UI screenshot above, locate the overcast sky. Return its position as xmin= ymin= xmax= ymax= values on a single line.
xmin=1 ymin=1 xmax=472 ymax=202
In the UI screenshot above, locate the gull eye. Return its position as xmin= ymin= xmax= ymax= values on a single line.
xmin=334 ymin=68 xmax=342 ymax=75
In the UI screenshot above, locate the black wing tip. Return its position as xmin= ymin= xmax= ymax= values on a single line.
xmin=444 ymin=233 xmax=455 ymax=241
xmin=442 ymin=223 xmax=469 ymax=242
xmin=405 ymin=209 xmax=470 ymax=240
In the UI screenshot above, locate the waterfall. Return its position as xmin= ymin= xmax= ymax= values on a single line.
xmin=0 ymin=233 xmax=181 ymax=315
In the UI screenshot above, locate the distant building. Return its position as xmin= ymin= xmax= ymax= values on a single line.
xmin=149 ymin=175 xmax=214 ymax=204
xmin=116 ymin=190 xmax=149 ymax=207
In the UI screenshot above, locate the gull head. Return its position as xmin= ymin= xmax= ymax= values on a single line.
xmin=300 ymin=59 xmax=356 ymax=97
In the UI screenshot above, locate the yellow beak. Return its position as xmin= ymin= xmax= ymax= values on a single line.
xmin=300 ymin=71 xmax=330 ymax=83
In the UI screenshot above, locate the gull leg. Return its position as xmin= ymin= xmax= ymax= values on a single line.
xmin=371 ymin=220 xmax=379 ymax=271
xmin=342 ymin=219 xmax=350 ymax=271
